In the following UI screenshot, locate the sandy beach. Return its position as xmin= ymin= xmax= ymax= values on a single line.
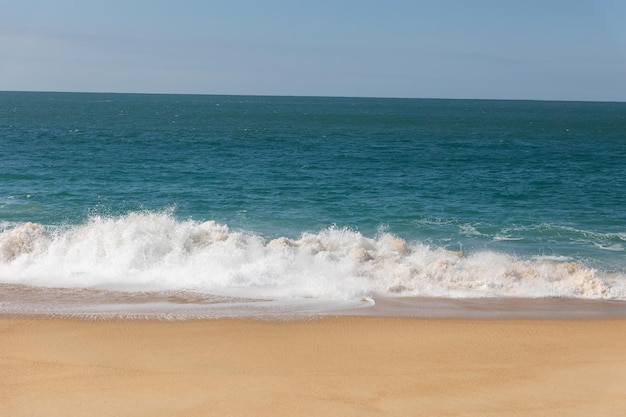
xmin=2 ymin=315 xmax=626 ymax=417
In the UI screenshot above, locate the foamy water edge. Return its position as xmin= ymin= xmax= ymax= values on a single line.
xmin=1 ymin=211 xmax=625 ymax=318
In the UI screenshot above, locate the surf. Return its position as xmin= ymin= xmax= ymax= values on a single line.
xmin=1 ymin=210 xmax=624 ymax=303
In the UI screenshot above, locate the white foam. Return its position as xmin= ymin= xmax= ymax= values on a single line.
xmin=0 ymin=211 xmax=624 ymax=301
xmin=594 ymin=242 xmax=625 ymax=252
xmin=459 ymin=223 xmax=483 ymax=236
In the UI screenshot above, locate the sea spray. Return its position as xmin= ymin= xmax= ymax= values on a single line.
xmin=1 ymin=211 xmax=623 ymax=301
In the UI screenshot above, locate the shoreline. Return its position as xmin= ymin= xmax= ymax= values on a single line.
xmin=343 ymin=296 xmax=626 ymax=318
xmin=2 ymin=314 xmax=626 ymax=416
xmin=3 ymin=283 xmax=626 ymax=320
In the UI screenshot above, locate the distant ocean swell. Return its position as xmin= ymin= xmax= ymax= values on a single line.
xmin=1 ymin=210 xmax=623 ymax=301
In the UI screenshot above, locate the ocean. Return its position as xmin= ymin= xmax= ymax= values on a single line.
xmin=1 ymin=92 xmax=625 ymax=317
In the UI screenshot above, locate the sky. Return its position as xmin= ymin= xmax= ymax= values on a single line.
xmin=1 ymin=0 xmax=625 ymax=101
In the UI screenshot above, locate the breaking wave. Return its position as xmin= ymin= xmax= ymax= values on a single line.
xmin=1 ymin=211 xmax=624 ymax=302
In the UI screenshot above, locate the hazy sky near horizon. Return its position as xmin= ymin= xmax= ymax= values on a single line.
xmin=2 ymin=0 xmax=625 ymax=101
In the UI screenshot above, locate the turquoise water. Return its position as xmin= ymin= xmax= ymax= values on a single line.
xmin=1 ymin=92 xmax=625 ymax=312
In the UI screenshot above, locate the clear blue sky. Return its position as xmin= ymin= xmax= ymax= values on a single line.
xmin=2 ymin=0 xmax=625 ymax=101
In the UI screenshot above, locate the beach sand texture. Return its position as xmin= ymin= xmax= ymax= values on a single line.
xmin=2 ymin=316 xmax=626 ymax=416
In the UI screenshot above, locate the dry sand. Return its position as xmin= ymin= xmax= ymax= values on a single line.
xmin=2 ymin=315 xmax=626 ymax=417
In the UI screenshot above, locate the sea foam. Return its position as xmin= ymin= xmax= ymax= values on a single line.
xmin=0 ymin=211 xmax=624 ymax=301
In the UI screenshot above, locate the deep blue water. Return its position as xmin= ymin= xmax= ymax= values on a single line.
xmin=1 ymin=92 xmax=625 ymax=304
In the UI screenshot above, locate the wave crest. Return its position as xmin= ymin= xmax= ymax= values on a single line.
xmin=0 ymin=211 xmax=624 ymax=300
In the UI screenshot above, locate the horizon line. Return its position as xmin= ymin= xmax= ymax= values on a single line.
xmin=1 ymin=89 xmax=624 ymax=104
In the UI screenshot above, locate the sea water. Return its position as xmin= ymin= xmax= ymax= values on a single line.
xmin=1 ymin=92 xmax=625 ymax=317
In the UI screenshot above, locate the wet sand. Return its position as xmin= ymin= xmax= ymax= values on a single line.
xmin=2 ymin=315 xmax=626 ymax=417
